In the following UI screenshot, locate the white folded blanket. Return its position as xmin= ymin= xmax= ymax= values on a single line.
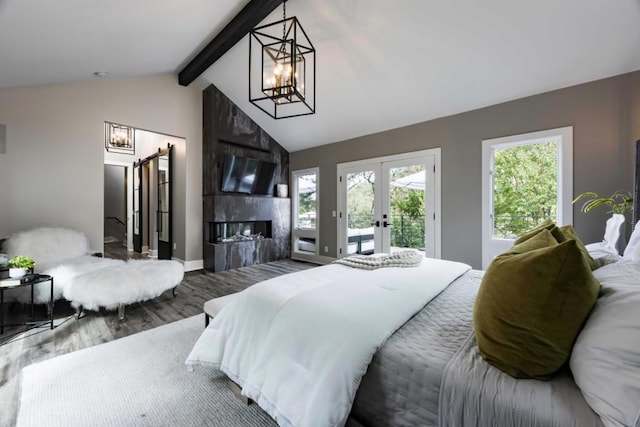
xmin=333 ymin=250 xmax=423 ymax=269
xmin=186 ymin=257 xmax=470 ymax=427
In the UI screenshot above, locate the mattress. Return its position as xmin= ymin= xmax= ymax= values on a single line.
xmin=350 ymin=269 xmax=483 ymax=427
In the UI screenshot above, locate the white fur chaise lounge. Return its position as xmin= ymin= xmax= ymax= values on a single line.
xmin=66 ymin=259 xmax=184 ymax=320
xmin=3 ymin=227 xmax=184 ymax=319
xmin=3 ymin=227 xmax=124 ymax=304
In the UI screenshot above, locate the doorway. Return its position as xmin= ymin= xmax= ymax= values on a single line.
xmin=337 ymin=148 xmax=441 ymax=258
xmin=104 ymin=125 xmax=183 ymax=261
xmin=104 ymin=164 xmax=127 ymax=248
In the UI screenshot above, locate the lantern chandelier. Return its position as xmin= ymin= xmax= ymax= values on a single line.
xmin=249 ymin=0 xmax=315 ymax=119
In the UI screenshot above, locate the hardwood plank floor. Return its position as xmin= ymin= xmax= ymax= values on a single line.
xmin=0 ymin=259 xmax=316 ymax=427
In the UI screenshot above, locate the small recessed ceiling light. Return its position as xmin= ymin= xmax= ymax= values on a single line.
xmin=93 ymin=71 xmax=109 ymax=78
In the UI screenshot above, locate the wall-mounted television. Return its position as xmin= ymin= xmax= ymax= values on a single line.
xmin=221 ymin=154 xmax=276 ymax=195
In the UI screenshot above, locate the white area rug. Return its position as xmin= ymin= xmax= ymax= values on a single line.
xmin=17 ymin=315 xmax=276 ymax=427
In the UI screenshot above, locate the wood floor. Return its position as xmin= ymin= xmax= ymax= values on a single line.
xmin=0 ymin=259 xmax=316 ymax=427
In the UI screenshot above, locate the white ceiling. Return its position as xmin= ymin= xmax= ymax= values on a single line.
xmin=1 ymin=0 xmax=640 ymax=152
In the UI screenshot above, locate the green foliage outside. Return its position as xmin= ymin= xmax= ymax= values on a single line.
xmin=493 ymin=141 xmax=558 ymax=238
xmin=346 ymin=167 xmax=426 ymax=249
xmin=297 ymin=174 xmax=317 ymax=228
xmin=346 ymin=171 xmax=375 ymax=229
xmin=390 ymin=167 xmax=425 ymax=248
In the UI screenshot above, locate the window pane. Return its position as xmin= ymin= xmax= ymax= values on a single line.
xmin=492 ymin=141 xmax=558 ymax=238
xmin=297 ymin=173 xmax=316 ymax=229
xmin=346 ymin=171 xmax=375 ymax=254
xmin=389 ymin=165 xmax=426 ymax=251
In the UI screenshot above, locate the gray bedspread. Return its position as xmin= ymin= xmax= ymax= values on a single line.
xmin=350 ymin=269 xmax=484 ymax=427
xmin=439 ymin=334 xmax=603 ymax=427
xmin=349 ymin=269 xmax=602 ymax=427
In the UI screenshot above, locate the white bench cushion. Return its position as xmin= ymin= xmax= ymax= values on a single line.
xmin=204 ymin=293 xmax=238 ymax=319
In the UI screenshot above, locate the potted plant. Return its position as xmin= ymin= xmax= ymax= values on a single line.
xmin=573 ymin=190 xmax=633 ymax=255
xmin=7 ymin=255 xmax=35 ymax=278
xmin=572 ymin=190 xmax=633 ymax=214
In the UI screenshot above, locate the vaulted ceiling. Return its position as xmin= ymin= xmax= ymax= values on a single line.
xmin=1 ymin=0 xmax=639 ymax=152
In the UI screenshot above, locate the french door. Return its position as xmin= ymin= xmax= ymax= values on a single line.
xmin=337 ymin=149 xmax=440 ymax=258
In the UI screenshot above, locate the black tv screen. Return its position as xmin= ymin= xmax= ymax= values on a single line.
xmin=221 ymin=154 xmax=276 ymax=195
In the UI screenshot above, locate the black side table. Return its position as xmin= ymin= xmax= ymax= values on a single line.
xmin=0 ymin=274 xmax=54 ymax=335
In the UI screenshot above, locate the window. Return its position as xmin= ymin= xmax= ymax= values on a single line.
xmin=482 ymin=127 xmax=573 ymax=268
xmin=292 ymin=168 xmax=319 ymax=258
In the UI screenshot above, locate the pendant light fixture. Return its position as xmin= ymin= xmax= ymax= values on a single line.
xmin=249 ymin=0 xmax=315 ymax=119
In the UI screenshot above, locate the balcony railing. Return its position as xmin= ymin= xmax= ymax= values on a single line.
xmin=347 ymin=214 xmax=426 ymax=252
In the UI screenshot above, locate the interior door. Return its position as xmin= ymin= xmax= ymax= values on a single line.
xmin=157 ymin=146 xmax=173 ymax=259
xmin=133 ymin=163 xmax=142 ymax=253
xmin=338 ymin=151 xmax=437 ymax=258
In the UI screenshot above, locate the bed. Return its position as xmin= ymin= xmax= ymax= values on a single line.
xmin=187 ymin=252 xmax=640 ymax=427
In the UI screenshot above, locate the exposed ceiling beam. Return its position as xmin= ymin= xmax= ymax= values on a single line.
xmin=178 ymin=0 xmax=284 ymax=86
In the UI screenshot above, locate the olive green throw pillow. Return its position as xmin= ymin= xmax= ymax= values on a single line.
xmin=507 ymin=228 xmax=559 ymax=254
xmin=559 ymin=225 xmax=596 ymax=270
xmin=513 ymin=219 xmax=566 ymax=245
xmin=474 ymin=239 xmax=600 ymax=380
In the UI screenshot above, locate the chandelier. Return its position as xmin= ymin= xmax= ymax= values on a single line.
xmin=249 ymin=1 xmax=315 ymax=119
xmin=105 ymin=122 xmax=135 ymax=154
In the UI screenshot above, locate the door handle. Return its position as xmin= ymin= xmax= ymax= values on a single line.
xmin=383 ymin=221 xmax=390 ymax=228
xmin=371 ymin=221 xmax=380 ymax=227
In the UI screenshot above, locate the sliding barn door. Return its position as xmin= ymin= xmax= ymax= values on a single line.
xmin=133 ymin=163 xmax=143 ymax=253
xmin=157 ymin=146 xmax=173 ymax=260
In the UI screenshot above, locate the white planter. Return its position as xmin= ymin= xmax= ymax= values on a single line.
xmin=9 ymin=267 xmax=27 ymax=278
xmin=604 ymin=213 xmax=627 ymax=255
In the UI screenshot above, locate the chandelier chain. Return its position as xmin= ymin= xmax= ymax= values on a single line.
xmin=282 ymin=1 xmax=287 ymax=40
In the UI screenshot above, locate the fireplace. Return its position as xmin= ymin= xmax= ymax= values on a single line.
xmin=203 ymin=194 xmax=290 ymax=271
xmin=209 ymin=220 xmax=272 ymax=243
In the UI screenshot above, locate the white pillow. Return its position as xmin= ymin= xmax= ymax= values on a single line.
xmin=623 ymin=224 xmax=640 ymax=262
xmin=570 ymin=262 xmax=640 ymax=427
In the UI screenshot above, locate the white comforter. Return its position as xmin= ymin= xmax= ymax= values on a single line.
xmin=186 ymin=257 xmax=470 ymax=427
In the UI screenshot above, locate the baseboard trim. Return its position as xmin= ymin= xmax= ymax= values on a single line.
xmin=291 ymin=254 xmax=336 ymax=265
xmin=173 ymin=258 xmax=204 ymax=272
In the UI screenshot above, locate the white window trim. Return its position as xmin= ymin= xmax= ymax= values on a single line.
xmin=291 ymin=167 xmax=320 ymax=261
xmin=481 ymin=126 xmax=573 ymax=268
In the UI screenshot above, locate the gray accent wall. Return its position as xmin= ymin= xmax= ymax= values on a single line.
xmin=291 ymin=71 xmax=640 ymax=268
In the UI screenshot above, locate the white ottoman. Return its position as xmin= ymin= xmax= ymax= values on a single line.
xmin=65 ymin=259 xmax=184 ymax=320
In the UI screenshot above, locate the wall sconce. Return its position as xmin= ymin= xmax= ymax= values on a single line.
xmin=105 ymin=122 xmax=135 ymax=154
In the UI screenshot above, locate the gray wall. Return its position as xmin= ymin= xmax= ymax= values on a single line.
xmin=291 ymin=71 xmax=640 ymax=268
xmin=0 ymin=74 xmax=202 ymax=264
xmin=104 ymin=165 xmax=126 ymax=222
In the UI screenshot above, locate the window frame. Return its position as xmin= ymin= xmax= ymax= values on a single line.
xmin=481 ymin=126 xmax=573 ymax=268
xmin=291 ymin=167 xmax=320 ymax=258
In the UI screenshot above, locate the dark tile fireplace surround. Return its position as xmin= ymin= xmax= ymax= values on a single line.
xmin=202 ymin=84 xmax=291 ymax=271
xmin=203 ymin=194 xmax=290 ymax=271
